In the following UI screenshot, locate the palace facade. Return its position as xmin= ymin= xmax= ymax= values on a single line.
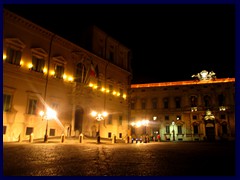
xmin=130 ymin=77 xmax=235 ymax=141
xmin=3 ymin=9 xmax=132 ymax=142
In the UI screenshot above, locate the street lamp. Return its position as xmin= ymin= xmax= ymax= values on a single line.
xmin=91 ymin=111 xmax=108 ymax=143
xmin=40 ymin=107 xmax=57 ymax=142
xmin=172 ymin=121 xmax=175 ymax=141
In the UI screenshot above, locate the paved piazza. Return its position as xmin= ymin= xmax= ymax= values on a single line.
xmin=3 ymin=140 xmax=235 ymax=176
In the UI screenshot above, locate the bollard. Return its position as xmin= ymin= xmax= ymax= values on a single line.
xmin=112 ymin=135 xmax=116 ymax=144
xmin=125 ymin=136 xmax=130 ymax=143
xmin=18 ymin=134 xmax=21 ymax=142
xmin=97 ymin=135 xmax=100 ymax=143
xmin=61 ymin=134 xmax=65 ymax=143
xmin=79 ymin=133 xmax=83 ymax=143
xmin=29 ymin=133 xmax=33 ymax=143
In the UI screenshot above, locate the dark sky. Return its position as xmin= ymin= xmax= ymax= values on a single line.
xmin=3 ymin=4 xmax=235 ymax=83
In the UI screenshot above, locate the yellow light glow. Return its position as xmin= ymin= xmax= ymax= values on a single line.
xmin=63 ymin=74 xmax=67 ymax=79
xmin=3 ymin=54 xmax=7 ymax=60
xmin=101 ymin=87 xmax=105 ymax=92
xmin=117 ymin=92 xmax=120 ymax=96
xmin=123 ymin=94 xmax=127 ymax=99
xmin=39 ymin=111 xmax=44 ymax=117
xmin=91 ymin=111 xmax=97 ymax=117
xmin=68 ymin=76 xmax=73 ymax=81
xmin=20 ymin=60 xmax=24 ymax=66
xmin=43 ymin=67 xmax=47 ymax=73
xmin=106 ymin=89 xmax=110 ymax=93
xmin=112 ymin=91 xmax=116 ymax=95
xmin=102 ymin=112 xmax=108 ymax=117
xmin=93 ymin=85 xmax=98 ymax=89
xmin=89 ymin=83 xmax=93 ymax=87
xmin=50 ymin=71 xmax=55 ymax=75
xmin=28 ymin=63 xmax=33 ymax=69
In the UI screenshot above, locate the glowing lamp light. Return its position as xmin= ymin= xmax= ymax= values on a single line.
xmin=123 ymin=94 xmax=126 ymax=99
xmin=101 ymin=87 xmax=105 ymax=92
xmin=68 ymin=76 xmax=73 ymax=81
xmin=20 ymin=60 xmax=24 ymax=66
xmin=3 ymin=54 xmax=7 ymax=60
xmin=50 ymin=70 xmax=55 ymax=75
xmin=43 ymin=67 xmax=47 ymax=73
xmin=63 ymin=74 xmax=67 ymax=79
xmin=28 ymin=63 xmax=33 ymax=69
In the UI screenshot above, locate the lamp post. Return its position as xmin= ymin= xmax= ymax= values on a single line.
xmin=91 ymin=111 xmax=108 ymax=143
xmin=172 ymin=121 xmax=175 ymax=141
xmin=40 ymin=107 xmax=57 ymax=143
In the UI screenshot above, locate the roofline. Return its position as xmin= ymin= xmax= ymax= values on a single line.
xmin=131 ymin=78 xmax=235 ymax=88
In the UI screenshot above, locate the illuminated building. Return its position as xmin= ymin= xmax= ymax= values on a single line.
xmin=3 ymin=9 xmax=131 ymax=142
xmin=130 ymin=76 xmax=235 ymax=141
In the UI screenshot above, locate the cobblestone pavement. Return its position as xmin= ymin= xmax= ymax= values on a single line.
xmin=3 ymin=139 xmax=235 ymax=176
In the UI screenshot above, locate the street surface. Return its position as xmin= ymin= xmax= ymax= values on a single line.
xmin=3 ymin=140 xmax=235 ymax=176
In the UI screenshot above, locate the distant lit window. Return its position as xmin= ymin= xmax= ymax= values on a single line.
xmin=176 ymin=115 xmax=181 ymax=120
xmin=75 ymin=63 xmax=86 ymax=83
xmin=6 ymin=47 xmax=22 ymax=65
xmin=3 ymin=94 xmax=12 ymax=112
xmin=203 ymin=95 xmax=211 ymax=108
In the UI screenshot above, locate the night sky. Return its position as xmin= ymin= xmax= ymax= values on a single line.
xmin=3 ymin=4 xmax=235 ymax=83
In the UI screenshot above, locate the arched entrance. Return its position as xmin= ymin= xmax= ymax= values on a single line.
xmin=205 ymin=122 xmax=215 ymax=141
xmin=74 ymin=108 xmax=84 ymax=134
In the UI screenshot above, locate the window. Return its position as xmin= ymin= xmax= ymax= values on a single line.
xmin=109 ymin=51 xmax=114 ymax=62
xmin=203 ymin=95 xmax=211 ymax=108
xmin=108 ymin=132 xmax=112 ymax=138
xmin=3 ymin=126 xmax=7 ymax=134
xmin=3 ymin=94 xmax=12 ymax=112
xmin=190 ymin=96 xmax=197 ymax=107
xmin=75 ymin=63 xmax=86 ymax=83
xmin=50 ymin=129 xmax=55 ymax=136
xmin=222 ymin=123 xmax=228 ymax=134
xmin=54 ymin=64 xmax=64 ymax=79
xmin=32 ymin=56 xmax=45 ymax=73
xmin=152 ymin=98 xmax=157 ymax=109
xmin=108 ymin=114 xmax=112 ymax=124
xmin=118 ymin=115 xmax=122 ymax=125
xmin=218 ymin=94 xmax=225 ymax=106
xmin=6 ymin=47 xmax=22 ymax=65
xmin=192 ymin=115 xmax=197 ymax=120
xmin=165 ymin=115 xmax=169 ymax=120
xmin=109 ymin=84 xmax=113 ymax=93
xmin=141 ymin=100 xmax=146 ymax=109
xmin=177 ymin=126 xmax=182 ymax=134
xmin=220 ymin=114 xmax=226 ymax=119
xmin=193 ymin=125 xmax=198 ymax=134
xmin=97 ymin=80 xmax=102 ymax=89
xmin=4 ymin=38 xmax=25 ymax=65
xmin=119 ymin=88 xmax=123 ymax=96
xmin=131 ymin=101 xmax=135 ymax=110
xmin=163 ymin=98 xmax=168 ymax=109
xmin=27 ymin=99 xmax=37 ymax=115
xmin=26 ymin=127 xmax=34 ymax=135
xmin=119 ymin=133 xmax=122 ymax=138
xmin=175 ymin=97 xmax=181 ymax=108
xmin=166 ymin=126 xmax=170 ymax=134
xmin=176 ymin=115 xmax=181 ymax=120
